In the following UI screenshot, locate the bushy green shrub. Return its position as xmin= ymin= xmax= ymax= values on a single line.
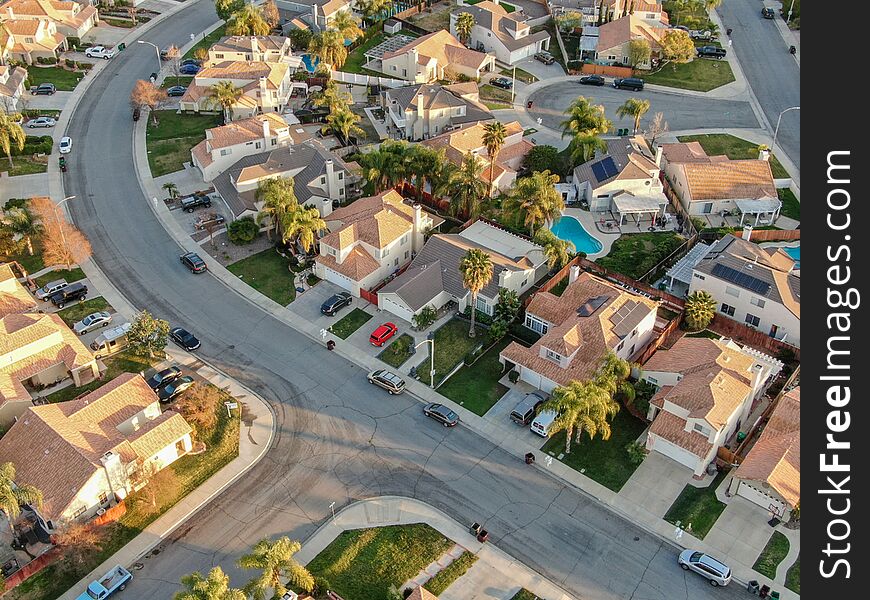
xmin=227 ymin=216 xmax=259 ymax=244
xmin=67 ymin=36 xmax=81 ymax=49
xmin=65 ymin=58 xmax=76 ymax=68
xmin=36 ymin=57 xmax=58 ymax=65
xmin=626 ymin=441 xmax=646 ymax=466
xmin=412 ymin=306 xmax=438 ymax=330
xmin=13 ymin=136 xmax=53 ymax=156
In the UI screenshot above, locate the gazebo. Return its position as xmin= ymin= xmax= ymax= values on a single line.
xmin=612 ymin=191 xmax=668 ymax=225
xmin=734 ymin=196 xmax=782 ymax=226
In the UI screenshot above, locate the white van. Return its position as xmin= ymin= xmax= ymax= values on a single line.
xmin=530 ymin=409 xmax=557 ymax=437
xmin=90 ymin=322 xmax=132 ymax=358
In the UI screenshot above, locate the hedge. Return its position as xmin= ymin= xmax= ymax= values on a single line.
xmin=36 ymin=57 xmax=58 ymax=65
xmin=12 ymin=136 xmax=53 ymax=157
xmin=227 ymin=216 xmax=259 ymax=245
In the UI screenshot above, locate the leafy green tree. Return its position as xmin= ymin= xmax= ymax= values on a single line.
xmin=455 ymin=12 xmax=475 ymax=45
xmin=489 ymin=318 xmax=508 ymax=340
xmin=0 ymin=462 xmax=43 ymax=531
xmin=705 ymin=0 xmax=723 ymax=10
xmin=238 ymin=537 xmax=314 ymax=600
xmin=405 ymin=145 xmax=442 ymax=201
xmin=684 ymin=290 xmax=717 ymax=330
xmin=175 ymin=566 xmax=246 ymax=600
xmin=482 ymin=121 xmax=508 ymax=199
xmin=127 ymin=310 xmax=170 ymax=358
xmin=356 ymin=0 xmax=392 ymax=24
xmin=226 ymin=5 xmax=271 ymax=36
xmin=560 ymin=97 xmax=611 ymax=166
xmin=593 ymin=351 xmax=631 ymax=397
xmin=256 ymin=177 xmax=298 ymax=240
xmin=228 ymin=216 xmax=260 ymax=244
xmin=289 ymin=28 xmax=313 ymax=51
xmin=0 ymin=112 xmax=25 ymax=168
xmin=494 ymin=288 xmax=521 ymax=324
xmin=323 ymin=107 xmax=364 ymax=145
xmin=412 ymin=306 xmax=438 ymax=330
xmin=359 ymin=140 xmax=409 ymax=193
xmin=449 ymin=153 xmax=488 ymax=219
xmin=214 ymin=0 xmax=244 ymax=22
xmin=616 ymin=97 xmax=651 ymax=133
xmin=459 ymin=249 xmax=493 ymax=337
xmin=660 ymin=30 xmax=695 ymax=63
xmin=534 ymin=228 xmax=574 ymax=270
xmin=311 ymin=79 xmax=352 ymax=113
xmin=503 ymin=170 xmax=563 ymax=237
xmin=281 ymin=205 xmax=326 ymax=253
xmin=2 ymin=206 xmax=41 ymax=255
xmin=628 ymin=39 xmax=651 ymax=69
xmin=523 ymin=145 xmax=560 ymax=174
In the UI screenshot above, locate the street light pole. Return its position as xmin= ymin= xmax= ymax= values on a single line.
xmin=414 ymin=333 xmax=436 ymax=388
xmin=137 ymin=40 xmax=161 ymax=76
xmin=787 ymin=0 xmax=796 ymax=23
xmin=772 ymin=106 xmax=800 ymax=152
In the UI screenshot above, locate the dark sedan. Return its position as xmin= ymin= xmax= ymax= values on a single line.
xmin=157 ymin=375 xmax=195 ymax=402
xmin=578 ymin=74 xmax=605 ymax=86
xmin=423 ymin=403 xmax=459 ymax=427
xmin=146 ymin=366 xmax=182 ymax=390
xmin=320 ymin=291 xmax=352 ymax=316
xmin=166 ymin=85 xmax=187 ymax=97
xmin=170 ymin=327 xmax=201 ymax=351
xmin=179 ymin=63 xmax=202 ymax=75
xmin=490 ymin=77 xmax=513 ymax=89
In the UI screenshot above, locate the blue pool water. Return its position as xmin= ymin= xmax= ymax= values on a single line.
xmin=550 ymin=216 xmax=604 ymax=255
xmin=301 ymin=54 xmax=319 ymax=73
xmin=783 ymin=245 xmax=800 ymax=269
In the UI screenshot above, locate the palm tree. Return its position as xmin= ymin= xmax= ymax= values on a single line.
xmin=430 ymin=156 xmax=459 ymax=201
xmin=406 ymin=145 xmax=442 ymax=201
xmin=481 ymin=121 xmax=507 ymax=200
xmin=0 ymin=462 xmax=43 ymax=533
xmin=569 ymin=133 xmax=608 ymax=165
xmin=238 ymin=536 xmax=314 ymax=600
xmin=225 ymin=5 xmax=271 ymax=36
xmin=356 ymin=0 xmax=391 ymax=24
xmin=455 ymin=12 xmax=475 ymax=46
xmin=540 ymin=380 xmax=619 ymax=454
xmin=593 ymin=351 xmax=631 ymax=396
xmin=459 ymin=248 xmax=493 ymax=337
xmin=282 ymin=205 xmax=327 ymax=253
xmin=534 ymin=228 xmax=574 ymax=270
xmin=503 ymin=170 xmax=563 ymax=237
xmin=311 ymin=79 xmax=352 ymax=113
xmin=162 ymin=182 xmax=179 ymax=200
xmin=358 ymin=141 xmax=409 ymax=193
xmin=206 ymin=81 xmax=243 ymax=123
xmin=560 ymin=96 xmax=611 ymax=165
xmin=449 ymin=153 xmax=488 ymax=219
xmin=2 ymin=207 xmax=42 ymax=256
xmin=308 ymin=30 xmax=348 ymax=69
xmin=329 ymin=10 xmax=363 ymax=42
xmin=616 ymin=98 xmax=651 ymax=133
xmin=684 ymin=290 xmax=717 ymax=331
xmin=705 ymin=0 xmax=723 ymax=10
xmin=256 ymin=177 xmax=298 ymax=240
xmin=175 ymin=567 xmax=246 ymax=600
xmin=324 ymin=107 xmax=365 ymax=145
xmin=0 ymin=112 xmax=25 ymax=168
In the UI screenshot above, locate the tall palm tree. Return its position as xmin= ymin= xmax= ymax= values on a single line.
xmin=225 ymin=5 xmax=271 ymax=36
xmin=0 ymin=462 xmax=43 ymax=533
xmin=569 ymin=133 xmax=608 ymax=165
xmin=2 ymin=207 xmax=42 ymax=256
xmin=162 ymin=182 xmax=179 ymax=200
xmin=455 ymin=12 xmax=475 ymax=46
xmin=358 ymin=141 xmax=409 ymax=193
xmin=560 ymin=96 xmax=611 ymax=165
xmin=356 ymin=0 xmax=391 ymax=24
xmin=540 ymin=380 xmax=619 ymax=454
xmin=206 ymin=81 xmax=243 ymax=123
xmin=405 ymin=145 xmax=442 ymax=201
xmin=459 ymin=248 xmax=493 ymax=337
xmin=449 ymin=153 xmax=488 ymax=219
xmin=256 ymin=177 xmax=298 ymax=240
xmin=430 ymin=156 xmax=459 ymax=201
xmin=0 ymin=112 xmax=25 ymax=168
xmin=238 ymin=536 xmax=314 ymax=600
xmin=324 ymin=107 xmax=365 ymax=145
xmin=534 ymin=228 xmax=574 ymax=270
xmin=329 ymin=10 xmax=363 ymax=42
xmin=503 ymin=170 xmax=563 ymax=237
xmin=616 ymin=98 xmax=651 ymax=133
xmin=282 ymin=205 xmax=327 ymax=253
xmin=481 ymin=121 xmax=507 ymax=200
xmin=311 ymin=79 xmax=352 ymax=113
xmin=174 ymin=567 xmax=246 ymax=600
xmin=593 ymin=351 xmax=631 ymax=396
xmin=308 ymin=30 xmax=348 ymax=69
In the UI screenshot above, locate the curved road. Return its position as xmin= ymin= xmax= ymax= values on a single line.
xmin=65 ymin=1 xmax=743 ymax=598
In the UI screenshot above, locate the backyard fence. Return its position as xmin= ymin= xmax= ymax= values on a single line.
xmin=580 ymin=63 xmax=633 ymax=78
xmin=632 ymin=313 xmax=684 ymax=366
xmin=734 ymin=229 xmax=800 ymax=242
xmin=708 ymin=314 xmax=800 ymax=361
xmin=2 ymin=547 xmax=61 ymax=592
xmin=330 ymin=70 xmax=407 ymax=89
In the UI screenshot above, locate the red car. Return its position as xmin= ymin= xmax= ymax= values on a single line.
xmin=370 ymin=322 xmax=398 ymax=347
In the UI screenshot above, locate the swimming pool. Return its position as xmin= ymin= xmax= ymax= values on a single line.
xmin=301 ymin=54 xmax=319 ymax=73
xmin=550 ymin=216 xmax=604 ymax=255
xmin=782 ymin=245 xmax=800 ymax=269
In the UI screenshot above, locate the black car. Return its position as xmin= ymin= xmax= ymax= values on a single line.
xmin=320 ymin=291 xmax=352 ymax=316
xmin=180 ymin=58 xmax=202 ymax=67
xmin=49 ymin=282 xmax=88 ymax=308
xmin=578 ymin=74 xmax=605 ymax=86
xmin=181 ymin=193 xmax=212 ymax=212
xmin=166 ymin=86 xmax=187 ymax=97
xmin=761 ymin=7 xmax=775 ymax=19
xmin=179 ymin=63 xmax=202 ymax=75
xmin=180 ymin=252 xmax=207 ymax=273
xmin=157 ymin=375 xmax=195 ymax=402
xmin=696 ymin=45 xmax=727 ymax=59
xmin=490 ymin=77 xmax=513 ymax=89
xmin=32 ymin=83 xmax=56 ymax=95
xmin=146 ymin=366 xmax=182 ymax=390
xmin=612 ymin=77 xmax=645 ymax=91
xmin=132 ymin=106 xmax=141 ymax=121
xmin=170 ymin=327 xmax=201 ymax=351
xmin=423 ymin=403 xmax=459 ymax=427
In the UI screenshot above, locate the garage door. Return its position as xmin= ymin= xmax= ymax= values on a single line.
xmin=323 ymin=267 xmax=355 ymax=294
xmin=380 ymin=296 xmax=414 ymax=322
xmin=735 ymin=480 xmax=787 ymax=517
xmin=647 ymin=435 xmax=703 ymax=473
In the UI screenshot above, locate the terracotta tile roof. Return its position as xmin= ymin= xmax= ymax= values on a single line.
xmin=203 ymin=113 xmax=287 ymax=149
xmin=128 ymin=412 xmax=192 ymax=462
xmin=383 ymin=30 xmax=490 ymax=69
xmin=0 ymin=263 xmax=37 ymax=318
xmin=321 ymin=190 xmax=415 ymax=250
xmin=190 ymin=140 xmax=214 ymax=170
xmin=4 ymin=19 xmax=40 ymax=35
xmin=407 ymin=586 xmax=439 ymax=600
xmin=423 ymin=120 xmax=522 ymax=153
xmin=679 ymin=159 xmax=776 ymax=201
xmin=598 ymin=15 xmax=667 ymax=54
xmin=0 ymin=64 xmax=27 ymax=99
xmin=195 ymin=60 xmax=289 ymax=90
xmin=643 ymin=337 xmax=755 ymax=379
xmin=209 ymin=35 xmax=290 ymax=54
xmin=660 ymin=141 xmax=729 ymax=165
xmin=649 ymin=410 xmax=713 ymax=458
xmin=654 ymin=367 xmax=751 ymax=429
xmin=316 ymin=245 xmax=380 ymax=280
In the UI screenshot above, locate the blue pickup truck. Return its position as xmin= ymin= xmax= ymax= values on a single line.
xmin=76 ymin=565 xmax=131 ymax=600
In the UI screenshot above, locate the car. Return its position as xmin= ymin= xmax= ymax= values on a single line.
xmin=678 ymin=550 xmax=732 ymax=587
xmin=180 ymin=252 xmax=207 ymax=273
xmin=179 ymin=63 xmax=202 ymax=75
xmin=423 ymin=403 xmax=459 ymax=427
xmin=166 ymin=85 xmax=187 ymax=97
xmin=534 ymin=51 xmax=555 ymax=65
xmin=180 ymin=58 xmax=201 ymax=67
xmin=761 ymin=7 xmax=776 ymax=19
xmin=369 ymin=322 xmax=398 ymax=347
xmin=367 ymin=369 xmax=406 ymax=394
xmin=85 ymin=45 xmax=115 ymax=60
xmin=612 ymin=77 xmax=645 ymax=91
xmin=32 ymin=83 xmax=56 ymax=95
xmin=320 ymin=291 xmax=352 ymax=316
xmin=73 ymin=311 xmax=113 ymax=335
xmin=58 ymin=136 xmax=72 ymax=154
xmin=132 ymin=106 xmax=141 ymax=121
xmin=696 ymin=45 xmax=727 ymax=59
xmin=181 ymin=193 xmax=212 ymax=212
xmin=35 ymin=278 xmax=68 ymax=300
xmin=690 ymin=29 xmax=712 ymax=40
xmin=170 ymin=326 xmax=201 ymax=351
xmin=194 ymin=212 xmax=226 ymax=230
xmin=146 ymin=366 xmax=183 ymax=390
xmin=672 ymin=25 xmax=690 ymax=32
xmin=27 ymin=116 xmax=56 ymax=128
xmin=156 ymin=375 xmax=195 ymax=402
xmin=49 ymin=282 xmax=88 ymax=308
xmin=578 ymin=74 xmax=605 ymax=86
xmin=490 ymin=76 xmax=513 ymax=89
xmin=510 ymin=391 xmax=549 ymax=426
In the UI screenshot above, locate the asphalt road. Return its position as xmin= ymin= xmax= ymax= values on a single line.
xmin=64 ymin=1 xmax=745 ymax=598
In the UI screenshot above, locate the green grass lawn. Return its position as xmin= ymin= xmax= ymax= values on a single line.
xmin=161 ymin=75 xmax=194 ymax=89
xmin=102 ymin=17 xmax=137 ymax=28
xmin=43 ymin=351 xmax=158 ymax=404
xmin=3 ymin=249 xmax=44 ymax=274
xmin=785 ymin=553 xmax=800 ymax=594
xmin=509 ymin=590 xmax=542 ymax=600
xmin=662 ymin=0 xmax=713 ymax=30
xmin=418 ymin=318 xmax=487 ymax=386
xmin=145 ymin=110 xmax=222 ymax=176
xmin=500 ymin=68 xmax=538 ymax=83
xmin=643 ymin=58 xmax=734 ymax=92
xmin=483 ymin=100 xmax=512 ymax=110
xmin=424 ymin=551 xmax=478 ymax=595
xmin=227 ymin=248 xmax=296 ymax=306
xmin=596 ymin=232 xmax=684 ymax=280
xmin=342 ymin=33 xmax=386 ymax=74
xmin=778 ymin=188 xmax=800 ymax=220
xmin=26 ymin=66 xmax=84 ymax=91
xmin=378 ymin=333 xmax=414 ymax=368
xmin=480 ymin=84 xmax=513 ymax=104
xmin=183 ymin=24 xmax=227 ymax=60
xmin=34 ymin=267 xmax=85 ymax=288
xmin=438 ymin=337 xmax=511 ymax=415
xmin=664 ymin=471 xmax=727 ymax=539
xmin=677 ymin=134 xmax=790 ymax=179
xmin=2 ymin=155 xmax=49 ymax=177
xmin=329 ymin=308 xmax=373 ymax=339
xmin=306 ymin=524 xmax=453 ymax=600
xmin=542 ymin=408 xmax=648 ymax=492
xmin=752 ymin=531 xmax=790 ymax=580
xmin=56 ymin=296 xmax=112 ymax=327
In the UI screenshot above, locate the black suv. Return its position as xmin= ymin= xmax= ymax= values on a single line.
xmin=49 ymin=282 xmax=88 ymax=308
xmin=32 ymin=83 xmax=56 ymax=95
xmin=696 ymin=46 xmax=727 ymax=59
xmin=180 ymin=252 xmax=207 ymax=273
xmin=321 ymin=291 xmax=352 ymax=316
xmin=613 ymin=77 xmax=645 ymax=91
xmin=181 ymin=193 xmax=212 ymax=212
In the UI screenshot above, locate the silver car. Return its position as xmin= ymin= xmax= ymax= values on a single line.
xmin=73 ymin=311 xmax=113 ymax=335
xmin=367 ymin=369 xmax=406 ymax=394
xmin=27 ymin=117 xmax=56 ymax=128
xmin=678 ymin=550 xmax=732 ymax=586
xmin=35 ymin=279 xmax=68 ymax=300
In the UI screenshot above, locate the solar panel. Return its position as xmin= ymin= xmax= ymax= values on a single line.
xmin=577 ymin=294 xmax=609 ymax=317
xmin=591 ymin=161 xmax=608 ymax=182
xmin=711 ymin=263 xmax=770 ymax=295
xmin=600 ymin=156 xmax=620 ymax=179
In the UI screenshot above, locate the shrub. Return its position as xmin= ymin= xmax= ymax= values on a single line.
xmin=462 ymin=305 xmax=493 ymax=325
xmin=412 ymin=306 xmax=438 ymax=330
xmin=4 ymin=199 xmax=29 ymax=210
xmin=36 ymin=56 xmax=58 ymax=65
xmin=632 ymin=379 xmax=657 ymax=417
xmin=67 ymin=36 xmax=81 ymax=49
xmin=76 ymin=62 xmax=93 ymax=71
xmin=508 ymin=370 xmax=519 ymax=383
xmin=489 ymin=318 xmax=508 ymax=340
xmin=65 ymin=58 xmax=76 ymax=68
xmin=227 ymin=216 xmax=259 ymax=244
xmin=313 ymin=577 xmax=331 ymax=595
xmin=626 ymin=441 xmax=646 ymax=466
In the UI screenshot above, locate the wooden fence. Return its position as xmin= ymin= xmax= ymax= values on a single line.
xmin=2 ymin=548 xmax=61 ymax=592
xmin=736 ymin=229 xmax=800 ymax=242
xmin=708 ymin=314 xmax=800 ymax=361
xmin=633 ymin=313 xmax=683 ymax=365
xmin=91 ymin=501 xmax=127 ymax=526
xmin=581 ymin=63 xmax=633 ymax=78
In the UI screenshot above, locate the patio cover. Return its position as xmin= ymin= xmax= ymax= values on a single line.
xmin=665 ymin=241 xmax=714 ymax=287
xmin=734 ymin=196 xmax=782 ymax=225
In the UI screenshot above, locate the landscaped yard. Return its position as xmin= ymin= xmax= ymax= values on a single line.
xmin=161 ymin=75 xmax=194 ymax=89
xmin=26 ymin=66 xmax=84 ymax=90
xmin=663 ymin=471 xmax=727 ymax=539
xmin=329 ymin=308 xmax=373 ymax=339
xmin=752 ymin=531 xmax=790 ymax=580
xmin=662 ymin=0 xmax=713 ymax=30
xmin=418 ymin=318 xmax=487 ymax=386
xmin=145 ymin=110 xmax=222 ymax=177
xmin=227 ymin=248 xmax=296 ymax=306
xmin=183 ymin=24 xmax=227 ymax=60
xmin=44 ymin=351 xmax=158 ymax=404
xmin=437 ymin=337 xmax=512 ymax=415
xmin=2 ymin=155 xmax=49 ymax=177
xmin=378 ymin=333 xmax=415 ymax=368
xmin=424 ymin=551 xmax=478 ymax=595
xmin=34 ymin=267 xmax=85 ymax=288
xmin=542 ymin=408 xmax=648 ymax=492
xmin=501 ymin=67 xmax=537 ymax=84
xmin=778 ymin=188 xmax=800 ymax=220
xmin=509 ymin=590 xmax=542 ymax=600
xmin=55 ymin=296 xmax=112 ymax=327
xmin=643 ymin=58 xmax=734 ymax=92
xmin=306 ymin=524 xmax=454 ymax=600
xmin=342 ymin=33 xmax=387 ymax=75
xmin=785 ymin=553 xmax=799 ymax=594
xmin=677 ymin=134 xmax=790 ymax=179
xmin=407 ymin=1 xmax=455 ymax=32
xmin=595 ymin=232 xmax=685 ymax=281
xmin=479 ymin=84 xmax=513 ymax=109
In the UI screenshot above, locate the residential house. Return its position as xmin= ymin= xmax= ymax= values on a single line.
xmin=0 ymin=373 xmax=193 ymax=523
xmin=407 ymin=587 xmax=439 ymax=600
xmin=689 ymin=233 xmax=800 ymax=346
xmin=212 ymin=138 xmax=352 ymax=220
xmin=450 ymin=1 xmax=551 ymax=65
xmin=0 ymin=22 xmax=12 ymax=63
xmin=179 ymin=60 xmax=293 ymax=120
xmin=314 ymin=190 xmax=442 ymax=296
xmin=422 ymin=120 xmax=533 ymax=195
xmin=378 ymin=220 xmax=548 ymax=322
xmin=500 ymin=268 xmax=659 ymax=393
xmin=191 ymin=113 xmax=312 ymax=181
xmin=551 ymin=1 xmax=601 ymax=26
xmin=382 ymin=82 xmax=493 ymax=141
xmin=275 ymin=0 xmax=350 ymax=31
xmin=206 ymin=35 xmax=294 ymax=66
xmin=727 ymin=386 xmax=799 ymax=520
xmin=0 ymin=62 xmax=26 ymax=111
xmin=0 ymin=311 xmax=100 ymax=427
xmin=605 ymin=0 xmax=669 ymax=25
xmin=377 ymin=30 xmax=496 ymax=83
xmin=0 ymin=263 xmax=37 ymax=319
xmin=595 ymin=15 xmax=667 ymax=68
xmin=0 ymin=15 xmax=64 ymax=64
xmin=641 ymin=336 xmax=781 ymax=477
xmin=0 ymin=0 xmax=98 ymax=39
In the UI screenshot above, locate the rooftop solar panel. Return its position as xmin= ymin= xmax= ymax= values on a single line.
xmin=577 ymin=294 xmax=609 ymax=317
xmin=711 ymin=263 xmax=770 ymax=295
xmin=591 ymin=161 xmax=608 ymax=182
xmin=600 ymin=156 xmax=620 ymax=179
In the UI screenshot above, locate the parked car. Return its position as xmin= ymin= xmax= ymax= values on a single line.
xmin=179 ymin=63 xmax=202 ymax=75
xmin=181 ymin=193 xmax=212 ymax=212
xmin=90 ymin=322 xmax=132 ymax=358
xmin=534 ymin=51 xmax=555 ymax=65
xmin=85 ymin=45 xmax=115 ymax=60
xmin=146 ymin=366 xmax=182 ymax=390
xmin=180 ymin=252 xmax=207 ymax=273
xmin=58 ymin=136 xmax=73 ymax=153
xmin=672 ymin=25 xmax=690 ymax=32
xmin=180 ymin=58 xmax=201 ymax=67
xmin=75 ymin=565 xmax=131 ymax=600
xmin=578 ymin=74 xmax=605 ymax=86
xmin=170 ymin=326 xmax=201 ymax=351
xmin=49 ymin=282 xmax=88 ymax=308
xmin=32 ymin=83 xmax=56 ymax=95
xmin=132 ymin=106 xmax=141 ymax=121
xmin=194 ymin=212 xmax=226 ymax=230
xmin=73 ymin=311 xmax=112 ymax=335
xmin=761 ymin=7 xmax=776 ymax=19
xmin=678 ymin=550 xmax=732 ymax=587
xmin=690 ymin=29 xmax=712 ymax=40
xmin=166 ymin=85 xmax=187 ymax=97
xmin=490 ymin=77 xmax=513 ymax=89
xmin=320 ymin=291 xmax=352 ymax=316
xmin=696 ymin=45 xmax=727 ymax=59
xmin=423 ymin=403 xmax=459 ymax=427
xmin=367 ymin=369 xmax=406 ymax=394
xmin=510 ymin=391 xmax=549 ymax=426
xmin=156 ymin=375 xmax=195 ymax=402
xmin=369 ymin=322 xmax=398 ymax=347
xmin=612 ymin=77 xmax=645 ymax=91
xmin=35 ymin=278 xmax=68 ymax=300
xmin=27 ymin=116 xmax=56 ymax=128
xmin=530 ymin=409 xmax=557 ymax=437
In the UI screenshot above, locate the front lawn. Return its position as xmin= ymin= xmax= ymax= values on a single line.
xmin=424 ymin=551 xmax=478 ymax=595
xmin=542 ymin=408 xmax=648 ymax=492
xmin=161 ymin=75 xmax=194 ymax=89
xmin=56 ymin=296 xmax=112 ymax=327
xmin=145 ymin=110 xmax=222 ymax=176
xmin=418 ymin=318 xmax=487 ymax=386
xmin=43 ymin=351 xmax=158 ymax=404
xmin=438 ymin=337 xmax=512 ymax=415
xmin=685 ymin=329 xmax=721 ymax=340
xmin=752 ymin=531 xmax=790 ymax=580
xmin=306 ymin=524 xmax=453 ymax=600
xmin=677 ymin=134 xmax=790 ymax=179
xmin=378 ymin=333 xmax=414 ymax=368
xmin=2 ymin=155 xmax=48 ymax=177
xmin=785 ymin=554 xmax=800 ymax=594
xmin=643 ymin=59 xmax=734 ymax=92
xmin=480 ymin=84 xmax=513 ymax=104
xmin=663 ymin=471 xmax=727 ymax=539
xmin=595 ymin=232 xmax=684 ymax=280
xmin=329 ymin=308 xmax=373 ymax=339
xmin=778 ymin=188 xmax=800 ymax=220
xmin=227 ymin=248 xmax=296 ymax=306
xmin=501 ymin=67 xmax=537 ymax=83
xmin=183 ymin=24 xmax=227 ymax=60
xmin=34 ymin=267 xmax=85 ymax=288
xmin=26 ymin=66 xmax=84 ymax=90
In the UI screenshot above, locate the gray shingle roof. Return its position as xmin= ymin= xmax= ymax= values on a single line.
xmin=573 ymin=137 xmax=654 ymax=187
xmin=384 ymin=83 xmax=493 ymax=126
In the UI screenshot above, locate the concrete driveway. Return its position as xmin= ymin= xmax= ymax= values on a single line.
xmin=618 ymin=453 xmax=692 ymax=519
xmin=21 ymin=91 xmax=74 ymax=111
xmin=513 ymin=55 xmax=566 ymax=80
xmin=703 ymin=495 xmax=780 ymax=567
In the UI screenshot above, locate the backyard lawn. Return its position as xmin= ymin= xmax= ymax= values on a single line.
xmin=677 ymin=134 xmax=790 ymax=179
xmin=227 ymin=248 xmax=296 ymax=306
xmin=2 ymin=155 xmax=49 ymax=177
xmin=542 ymin=409 xmax=648 ymax=492
xmin=643 ymin=59 xmax=734 ymax=92
xmin=329 ymin=308 xmax=373 ymax=339
xmin=663 ymin=471 xmax=727 ymax=539
xmin=418 ymin=318 xmax=487 ymax=386
xmin=306 ymin=524 xmax=454 ymax=600
xmin=407 ymin=1 xmax=454 ymax=32
xmin=145 ymin=110 xmax=222 ymax=177
xmin=44 ymin=351 xmax=158 ymax=404
xmin=26 ymin=66 xmax=84 ymax=91
xmin=438 ymin=337 xmax=512 ymax=415
xmin=378 ymin=333 xmax=415 ymax=368
xmin=595 ymin=232 xmax=684 ymax=281
xmin=34 ymin=267 xmax=85 ymax=287
xmin=56 ymin=296 xmax=112 ymax=327
xmin=183 ymin=24 xmax=227 ymax=60
xmin=531 ymin=20 xmax=565 ymax=70
xmin=778 ymin=188 xmax=800 ymax=220
xmin=3 ymin=249 xmax=44 ymax=274
xmin=424 ymin=551 xmax=478 ymax=595
xmin=342 ymin=33 xmax=387 ymax=74
xmin=752 ymin=531 xmax=790 ymax=580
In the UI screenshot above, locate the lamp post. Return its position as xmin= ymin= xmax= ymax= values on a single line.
xmin=415 ymin=332 xmax=436 ymax=388
xmin=137 ymin=40 xmax=161 ymax=76
xmin=787 ymin=0 xmax=796 ymax=23
xmin=772 ymin=106 xmax=800 ymax=152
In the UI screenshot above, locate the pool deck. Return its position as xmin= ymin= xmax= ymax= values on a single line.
xmin=562 ymin=208 xmax=619 ymax=259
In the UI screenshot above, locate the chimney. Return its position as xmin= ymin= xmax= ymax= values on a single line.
xmin=251 ymin=36 xmax=257 ymax=55
xmin=412 ymin=202 xmax=423 ymax=250
xmin=742 ymin=225 xmax=752 ymax=242
xmin=654 ymin=144 xmax=663 ymax=167
xmin=498 ymin=268 xmax=510 ymax=287
xmin=408 ymin=47 xmax=419 ymax=81
xmin=262 ymin=117 xmax=270 ymax=142
xmin=417 ymin=92 xmax=425 ymax=118
xmin=569 ymin=264 xmax=581 ymax=284
xmin=758 ymin=148 xmax=770 ymax=162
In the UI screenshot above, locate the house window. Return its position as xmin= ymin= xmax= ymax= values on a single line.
xmin=725 ymin=286 xmax=740 ymax=298
xmin=394 ymin=258 xmax=399 ymax=266
xmin=720 ymin=303 xmax=735 ymax=316
xmin=745 ymin=313 xmax=761 ymax=327
xmin=98 ymin=491 xmax=108 ymax=505
xmin=255 ymin=142 xmax=261 ymax=149
xmin=401 ymin=234 xmax=408 ymax=245
xmin=693 ymin=274 xmax=705 ymax=280
xmin=220 ymin=149 xmax=231 ymax=156
xmin=339 ymin=188 xmax=344 ymax=195
xmin=630 ymin=328 xmax=638 ymax=338
xmin=392 ymin=65 xmax=397 ymax=71
xmin=320 ymin=176 xmax=326 ymax=185
xmin=338 ymin=172 xmax=344 ymax=180
xmin=271 ymin=138 xmax=277 ymax=145
xmin=545 ymin=348 xmax=561 ymax=363
xmin=215 ymin=53 xmax=224 ymax=59
xmin=525 ymin=314 xmax=549 ymax=334
xmin=476 ymin=296 xmax=491 ymax=314
xmin=521 ymin=278 xmax=527 ymax=287
xmin=404 ymin=250 xmax=409 ymax=259
xmin=693 ymin=423 xmax=709 ymax=436
xmin=750 ymin=297 xmax=766 ymax=308
xmin=646 ymin=376 xmax=658 ymax=384
xmin=72 ymin=506 xmax=87 ymax=519
xmin=176 ymin=439 xmax=186 ymax=454
xmin=616 ymin=340 xmax=624 ymax=352
xmin=382 ymin=247 xmax=389 ymax=257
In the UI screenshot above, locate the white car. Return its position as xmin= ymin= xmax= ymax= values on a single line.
xmin=59 ymin=136 xmax=72 ymax=153
xmin=678 ymin=550 xmax=732 ymax=587
xmin=85 ymin=45 xmax=115 ymax=60
xmin=27 ymin=117 xmax=56 ymax=128
xmin=73 ymin=311 xmax=113 ymax=335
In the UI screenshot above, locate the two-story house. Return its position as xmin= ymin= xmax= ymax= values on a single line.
xmin=0 ymin=263 xmax=36 ymax=318
xmin=606 ymin=0 xmax=669 ymax=26
xmin=378 ymin=220 xmax=547 ymax=322
xmin=0 ymin=0 xmax=98 ymax=39
xmin=376 ymin=29 xmax=496 ymax=83
xmin=315 ymin=190 xmax=442 ymax=296
xmin=690 ymin=232 xmax=800 ymax=346
xmin=206 ymin=35 xmax=294 ymax=66
xmin=641 ymin=336 xmax=781 ymax=477
xmin=0 ymin=16 xmax=64 ymax=64
xmin=0 ymin=373 xmax=193 ymax=524
xmin=179 ymin=60 xmax=293 ymax=120
xmin=276 ymin=0 xmax=350 ymax=31
xmin=0 ymin=62 xmax=26 ymax=111
xmin=450 ymin=1 xmax=551 ymax=65
xmin=595 ymin=15 xmax=667 ymax=68
xmin=382 ymin=82 xmax=493 ymax=141
xmin=500 ymin=267 xmax=659 ymax=393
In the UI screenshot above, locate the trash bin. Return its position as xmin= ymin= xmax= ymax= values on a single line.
xmin=747 ymin=580 xmax=760 ymax=595
xmin=770 ymin=592 xmax=780 ymax=600
xmin=118 ymin=42 xmax=126 ymax=51
xmin=469 ymin=522 xmax=481 ymax=535
xmin=759 ymin=584 xmax=770 ymax=598
xmin=326 ymin=340 xmax=335 ymax=351
xmin=736 ymin=431 xmax=747 ymax=443
xmin=525 ymin=452 xmax=535 ymax=465
xmin=477 ymin=529 xmax=489 ymax=542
